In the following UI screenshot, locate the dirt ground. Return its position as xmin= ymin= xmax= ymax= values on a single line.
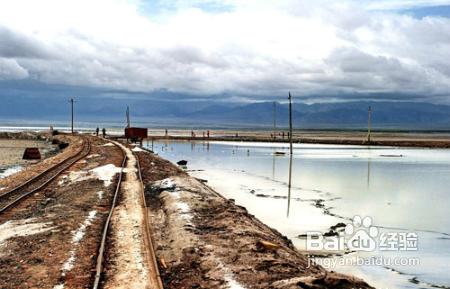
xmin=0 ymin=139 xmax=56 ymax=168
xmin=0 ymin=135 xmax=82 ymax=191
xmin=136 ymin=150 xmax=374 ymax=289
xmin=0 ymin=136 xmax=124 ymax=289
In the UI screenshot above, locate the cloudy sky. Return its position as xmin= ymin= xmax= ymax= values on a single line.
xmin=1 ymin=0 xmax=450 ymax=103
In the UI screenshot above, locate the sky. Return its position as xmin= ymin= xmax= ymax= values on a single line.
xmin=1 ymin=0 xmax=450 ymax=104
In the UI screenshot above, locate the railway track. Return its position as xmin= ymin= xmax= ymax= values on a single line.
xmin=93 ymin=142 xmax=163 ymax=289
xmin=135 ymin=149 xmax=164 ymax=289
xmin=0 ymin=136 xmax=91 ymax=215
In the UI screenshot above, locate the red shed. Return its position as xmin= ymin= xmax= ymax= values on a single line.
xmin=23 ymin=148 xmax=41 ymax=160
xmin=125 ymin=127 xmax=148 ymax=143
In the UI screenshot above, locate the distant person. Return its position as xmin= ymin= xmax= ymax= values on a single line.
xmin=102 ymin=128 xmax=106 ymax=137
xmin=165 ymin=129 xmax=168 ymax=136
xmin=207 ymin=130 xmax=210 ymax=138
xmin=96 ymin=127 xmax=99 ymax=136
xmin=282 ymin=131 xmax=285 ymax=139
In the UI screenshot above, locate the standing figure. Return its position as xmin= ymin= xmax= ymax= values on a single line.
xmin=207 ymin=130 xmax=210 ymax=138
xmin=96 ymin=127 xmax=99 ymax=136
xmin=102 ymin=128 xmax=106 ymax=138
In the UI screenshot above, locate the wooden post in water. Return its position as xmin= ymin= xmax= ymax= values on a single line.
xmin=287 ymin=92 xmax=294 ymax=217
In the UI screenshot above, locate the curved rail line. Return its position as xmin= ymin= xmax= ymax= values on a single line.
xmin=0 ymin=136 xmax=91 ymax=215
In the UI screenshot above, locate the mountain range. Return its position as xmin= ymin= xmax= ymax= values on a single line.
xmin=1 ymin=93 xmax=450 ymax=130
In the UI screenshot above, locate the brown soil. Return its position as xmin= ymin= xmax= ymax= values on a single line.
xmin=0 ymin=139 xmax=56 ymax=168
xmin=0 ymin=136 xmax=124 ymax=289
xmin=0 ymin=135 xmax=82 ymax=191
xmin=136 ymin=150 xmax=374 ymax=289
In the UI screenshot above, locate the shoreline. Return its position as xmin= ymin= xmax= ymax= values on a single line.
xmin=149 ymin=135 xmax=450 ymax=148
xmin=142 ymin=131 xmax=450 ymax=148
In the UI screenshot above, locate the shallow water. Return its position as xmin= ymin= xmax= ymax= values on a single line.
xmin=147 ymin=140 xmax=450 ymax=289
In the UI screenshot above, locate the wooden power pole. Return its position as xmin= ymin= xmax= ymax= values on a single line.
xmin=287 ymin=92 xmax=294 ymax=217
xmin=288 ymin=92 xmax=293 ymax=155
xmin=126 ymin=106 xmax=131 ymax=128
xmin=367 ymin=106 xmax=372 ymax=143
xmin=70 ymin=98 xmax=74 ymax=134
xmin=273 ymin=102 xmax=277 ymax=137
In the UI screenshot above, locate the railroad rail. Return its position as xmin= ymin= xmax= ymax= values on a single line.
xmin=135 ymin=149 xmax=164 ymax=289
xmin=0 ymin=136 xmax=91 ymax=215
xmin=92 ymin=141 xmax=163 ymax=289
xmin=92 ymin=141 xmax=127 ymax=289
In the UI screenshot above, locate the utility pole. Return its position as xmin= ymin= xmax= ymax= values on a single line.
xmin=287 ymin=92 xmax=294 ymax=217
xmin=273 ymin=101 xmax=277 ymax=138
xmin=288 ymin=92 xmax=293 ymax=155
xmin=70 ymin=98 xmax=74 ymax=135
xmin=367 ymin=106 xmax=372 ymax=143
xmin=126 ymin=106 xmax=131 ymax=128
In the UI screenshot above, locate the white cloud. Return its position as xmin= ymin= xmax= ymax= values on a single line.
xmin=0 ymin=58 xmax=29 ymax=80
xmin=363 ymin=0 xmax=450 ymax=10
xmin=0 ymin=0 xmax=449 ymax=102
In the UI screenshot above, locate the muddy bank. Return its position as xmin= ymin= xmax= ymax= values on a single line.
xmin=136 ymin=150 xmax=373 ymax=289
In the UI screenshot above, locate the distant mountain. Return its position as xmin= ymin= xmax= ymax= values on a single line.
xmin=1 ymin=89 xmax=450 ymax=129
xmin=187 ymin=101 xmax=450 ymax=129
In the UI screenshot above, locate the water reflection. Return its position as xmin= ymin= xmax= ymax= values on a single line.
xmin=149 ymin=140 xmax=450 ymax=289
xmin=287 ymin=152 xmax=293 ymax=217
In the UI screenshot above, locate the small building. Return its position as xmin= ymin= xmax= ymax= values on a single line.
xmin=125 ymin=127 xmax=148 ymax=143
